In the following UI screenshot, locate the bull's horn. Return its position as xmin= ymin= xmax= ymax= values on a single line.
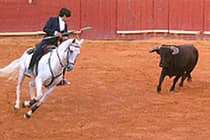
xmin=170 ymin=46 xmax=179 ymax=55
xmin=149 ymin=46 xmax=161 ymax=53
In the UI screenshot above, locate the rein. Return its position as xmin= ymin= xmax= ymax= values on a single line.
xmin=45 ymin=52 xmax=63 ymax=87
xmin=45 ymin=43 xmax=77 ymax=87
xmin=56 ymin=47 xmax=64 ymax=67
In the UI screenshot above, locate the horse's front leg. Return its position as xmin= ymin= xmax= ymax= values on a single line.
xmin=14 ymin=71 xmax=25 ymax=112
xmin=24 ymin=86 xmax=55 ymax=119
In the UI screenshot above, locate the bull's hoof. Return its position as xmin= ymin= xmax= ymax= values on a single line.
xmin=157 ymin=87 xmax=161 ymax=93
xmin=179 ymin=82 xmax=184 ymax=87
xmin=187 ymin=78 xmax=192 ymax=82
xmin=24 ymin=112 xmax=31 ymax=119
xmin=169 ymin=90 xmax=175 ymax=94
xmin=13 ymin=107 xmax=19 ymax=113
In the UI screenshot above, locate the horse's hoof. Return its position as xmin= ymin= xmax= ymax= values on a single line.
xmin=13 ymin=107 xmax=18 ymax=113
xmin=24 ymin=112 xmax=31 ymax=119
xmin=22 ymin=102 xmax=26 ymax=108
xmin=22 ymin=101 xmax=30 ymax=108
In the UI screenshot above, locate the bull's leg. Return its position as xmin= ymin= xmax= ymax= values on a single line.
xmin=14 ymin=71 xmax=25 ymax=112
xmin=179 ymin=73 xmax=187 ymax=87
xmin=24 ymin=86 xmax=55 ymax=119
xmin=179 ymin=71 xmax=192 ymax=87
xmin=186 ymin=67 xmax=195 ymax=81
xmin=187 ymin=73 xmax=192 ymax=82
xmin=157 ymin=71 xmax=165 ymax=93
xmin=170 ymin=75 xmax=181 ymax=92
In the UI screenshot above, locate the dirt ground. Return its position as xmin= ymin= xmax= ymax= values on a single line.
xmin=0 ymin=37 xmax=209 ymax=140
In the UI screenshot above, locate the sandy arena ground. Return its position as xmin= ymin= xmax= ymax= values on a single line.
xmin=0 ymin=37 xmax=209 ymax=140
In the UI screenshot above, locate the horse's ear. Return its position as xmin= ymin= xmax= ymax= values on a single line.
xmin=72 ymin=39 xmax=76 ymax=43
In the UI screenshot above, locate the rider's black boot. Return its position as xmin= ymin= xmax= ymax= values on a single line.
xmin=25 ymin=58 xmax=35 ymax=77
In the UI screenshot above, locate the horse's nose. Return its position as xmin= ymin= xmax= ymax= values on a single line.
xmin=66 ymin=63 xmax=74 ymax=71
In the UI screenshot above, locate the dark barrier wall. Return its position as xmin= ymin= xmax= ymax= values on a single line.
xmin=0 ymin=0 xmax=210 ymax=39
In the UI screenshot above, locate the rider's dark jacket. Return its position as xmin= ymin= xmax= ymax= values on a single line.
xmin=43 ymin=16 xmax=68 ymax=46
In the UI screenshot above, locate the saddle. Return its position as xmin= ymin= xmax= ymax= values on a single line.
xmin=27 ymin=44 xmax=56 ymax=55
xmin=42 ymin=44 xmax=56 ymax=53
xmin=26 ymin=44 xmax=56 ymax=77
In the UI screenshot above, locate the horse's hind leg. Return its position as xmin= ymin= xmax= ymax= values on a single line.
xmin=22 ymin=80 xmax=36 ymax=108
xmin=14 ymin=71 xmax=25 ymax=112
xmin=24 ymin=86 xmax=55 ymax=119
xmin=29 ymin=80 xmax=36 ymax=99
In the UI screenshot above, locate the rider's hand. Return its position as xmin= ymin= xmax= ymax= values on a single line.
xmin=62 ymin=36 xmax=68 ymax=41
xmin=55 ymin=32 xmax=62 ymax=38
xmin=74 ymin=30 xmax=82 ymax=40
xmin=75 ymin=30 xmax=82 ymax=34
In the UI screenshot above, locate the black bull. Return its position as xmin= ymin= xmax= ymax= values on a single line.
xmin=149 ymin=44 xmax=199 ymax=93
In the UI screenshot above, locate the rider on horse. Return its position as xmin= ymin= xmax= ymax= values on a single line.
xmin=26 ymin=8 xmax=81 ymax=86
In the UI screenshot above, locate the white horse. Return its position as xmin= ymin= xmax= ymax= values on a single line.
xmin=0 ymin=38 xmax=84 ymax=119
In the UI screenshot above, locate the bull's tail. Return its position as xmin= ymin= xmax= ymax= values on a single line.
xmin=0 ymin=58 xmax=20 ymax=79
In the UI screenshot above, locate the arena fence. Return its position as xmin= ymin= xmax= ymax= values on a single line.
xmin=0 ymin=0 xmax=210 ymax=39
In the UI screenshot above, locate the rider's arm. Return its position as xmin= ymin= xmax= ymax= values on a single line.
xmin=43 ymin=17 xmax=57 ymax=36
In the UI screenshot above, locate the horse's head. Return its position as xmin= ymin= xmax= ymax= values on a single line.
xmin=65 ymin=38 xmax=84 ymax=71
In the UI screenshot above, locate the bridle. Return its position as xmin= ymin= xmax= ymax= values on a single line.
xmin=66 ymin=42 xmax=80 ymax=67
xmin=56 ymin=42 xmax=80 ymax=68
xmin=46 ymin=41 xmax=80 ymax=87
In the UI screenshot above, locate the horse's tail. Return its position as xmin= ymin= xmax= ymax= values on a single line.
xmin=0 ymin=58 xmax=20 ymax=78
